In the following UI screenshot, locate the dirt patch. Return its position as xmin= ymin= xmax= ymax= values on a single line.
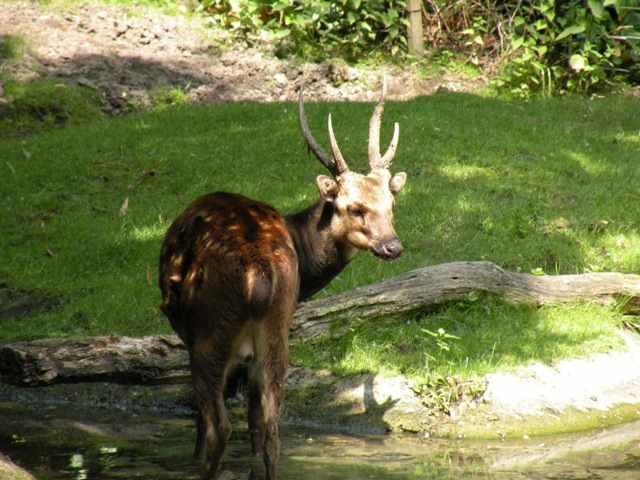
xmin=0 ymin=1 xmax=485 ymax=114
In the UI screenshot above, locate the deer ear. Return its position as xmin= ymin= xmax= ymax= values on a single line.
xmin=316 ymin=175 xmax=339 ymax=201
xmin=389 ymin=172 xmax=407 ymax=194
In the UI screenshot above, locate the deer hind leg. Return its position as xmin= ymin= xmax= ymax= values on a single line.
xmin=262 ymin=379 xmax=283 ymax=480
xmin=248 ymin=376 xmax=266 ymax=457
xmin=247 ymin=326 xmax=289 ymax=480
xmin=190 ymin=348 xmax=232 ymax=480
xmin=248 ymin=359 xmax=285 ymax=480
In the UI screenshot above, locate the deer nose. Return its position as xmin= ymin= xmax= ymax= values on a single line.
xmin=373 ymin=237 xmax=403 ymax=260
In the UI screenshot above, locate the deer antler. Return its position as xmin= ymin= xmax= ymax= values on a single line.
xmin=327 ymin=114 xmax=348 ymax=174
xmin=298 ymin=87 xmax=348 ymax=177
xmin=368 ymin=77 xmax=400 ymax=171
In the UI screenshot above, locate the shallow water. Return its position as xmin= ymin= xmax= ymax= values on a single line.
xmin=1 ymin=401 xmax=639 ymax=479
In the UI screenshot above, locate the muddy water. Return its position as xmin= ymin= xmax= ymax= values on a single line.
xmin=1 ymin=401 xmax=639 ymax=480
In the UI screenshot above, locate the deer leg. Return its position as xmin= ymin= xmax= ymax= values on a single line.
xmin=262 ymin=372 xmax=284 ymax=480
xmin=194 ymin=408 xmax=205 ymax=462
xmin=191 ymin=348 xmax=232 ymax=480
xmin=200 ymin=390 xmax=231 ymax=480
xmin=248 ymin=375 xmax=266 ymax=457
xmin=248 ymin=336 xmax=288 ymax=480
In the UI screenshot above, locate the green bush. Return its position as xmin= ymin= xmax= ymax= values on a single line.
xmin=200 ymin=1 xmax=638 ymax=94
xmin=423 ymin=0 xmax=639 ymax=96
xmin=198 ymin=0 xmax=408 ymax=60
xmin=496 ymin=0 xmax=640 ymax=96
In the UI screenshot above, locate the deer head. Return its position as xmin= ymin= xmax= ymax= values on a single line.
xmin=298 ymin=79 xmax=407 ymax=260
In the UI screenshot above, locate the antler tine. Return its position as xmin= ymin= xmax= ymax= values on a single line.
xmin=368 ymin=76 xmax=399 ymax=170
xmin=298 ymin=87 xmax=339 ymax=177
xmin=380 ymin=122 xmax=400 ymax=167
xmin=327 ymin=114 xmax=349 ymax=175
xmin=368 ymin=77 xmax=385 ymax=168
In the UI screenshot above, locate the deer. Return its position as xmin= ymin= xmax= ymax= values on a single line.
xmin=158 ymin=79 xmax=407 ymax=480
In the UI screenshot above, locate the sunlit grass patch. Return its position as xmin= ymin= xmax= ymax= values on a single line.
xmin=438 ymin=164 xmax=495 ymax=181
xmin=580 ymin=231 xmax=640 ymax=273
xmin=128 ymin=220 xmax=171 ymax=243
xmin=618 ymin=131 xmax=640 ymax=145
xmin=148 ymin=86 xmax=189 ymax=112
xmin=291 ymin=296 xmax=628 ymax=411
xmin=291 ymin=298 xmax=625 ymax=383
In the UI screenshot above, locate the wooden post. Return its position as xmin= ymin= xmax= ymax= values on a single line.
xmin=407 ymin=0 xmax=424 ymax=55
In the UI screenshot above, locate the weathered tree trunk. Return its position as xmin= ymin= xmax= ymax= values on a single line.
xmin=407 ymin=0 xmax=424 ymax=55
xmin=2 ymin=262 xmax=639 ymax=386
xmin=0 ymin=335 xmax=189 ymax=386
xmin=291 ymin=261 xmax=640 ymax=341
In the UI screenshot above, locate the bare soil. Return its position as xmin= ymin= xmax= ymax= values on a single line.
xmin=483 ymin=330 xmax=640 ymax=417
xmin=0 ymin=1 xmax=485 ymax=114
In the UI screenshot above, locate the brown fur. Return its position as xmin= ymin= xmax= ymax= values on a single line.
xmin=159 ymin=192 xmax=298 ymax=480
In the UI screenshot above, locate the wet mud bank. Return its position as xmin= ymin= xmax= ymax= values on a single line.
xmin=1 ymin=399 xmax=639 ymax=480
xmin=1 ymin=332 xmax=640 ymax=479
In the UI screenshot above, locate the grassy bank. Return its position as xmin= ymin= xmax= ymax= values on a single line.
xmin=1 ymin=93 xmax=639 ymax=388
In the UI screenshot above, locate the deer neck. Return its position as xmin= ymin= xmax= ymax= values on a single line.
xmin=285 ymin=199 xmax=357 ymax=302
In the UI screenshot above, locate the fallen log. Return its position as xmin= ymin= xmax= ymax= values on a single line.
xmin=0 ymin=335 xmax=189 ymax=386
xmin=2 ymin=261 xmax=639 ymax=386
xmin=291 ymin=260 xmax=640 ymax=341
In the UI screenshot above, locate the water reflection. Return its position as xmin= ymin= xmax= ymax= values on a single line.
xmin=0 ymin=402 xmax=639 ymax=479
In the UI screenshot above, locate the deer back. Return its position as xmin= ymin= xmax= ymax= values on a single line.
xmin=159 ymin=192 xmax=298 ymax=345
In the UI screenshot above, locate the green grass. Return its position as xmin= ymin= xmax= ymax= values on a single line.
xmin=0 ymin=34 xmax=27 ymax=63
xmin=0 ymin=79 xmax=104 ymax=137
xmin=292 ymin=297 xmax=625 ymax=383
xmin=0 ymin=93 xmax=639 ymax=386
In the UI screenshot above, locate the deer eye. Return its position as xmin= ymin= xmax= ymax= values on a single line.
xmin=348 ymin=206 xmax=366 ymax=219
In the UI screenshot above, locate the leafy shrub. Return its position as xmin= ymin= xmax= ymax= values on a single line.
xmin=198 ymin=0 xmax=408 ymax=60
xmin=423 ymin=0 xmax=639 ymax=96
xmin=496 ymin=0 xmax=640 ymax=96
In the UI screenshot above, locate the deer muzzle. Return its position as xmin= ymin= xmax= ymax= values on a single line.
xmin=372 ymin=237 xmax=403 ymax=260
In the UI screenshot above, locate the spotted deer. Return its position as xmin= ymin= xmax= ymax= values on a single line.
xmin=158 ymin=80 xmax=407 ymax=480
